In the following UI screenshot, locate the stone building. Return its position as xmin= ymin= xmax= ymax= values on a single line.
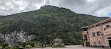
xmin=82 ymin=18 xmax=111 ymax=47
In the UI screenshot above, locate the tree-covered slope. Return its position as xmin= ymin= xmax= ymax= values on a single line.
xmin=0 ymin=5 xmax=109 ymax=45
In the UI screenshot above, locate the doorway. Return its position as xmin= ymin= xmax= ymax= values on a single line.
xmin=109 ymin=40 xmax=111 ymax=47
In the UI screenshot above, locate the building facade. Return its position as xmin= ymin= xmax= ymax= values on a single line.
xmin=82 ymin=18 xmax=111 ymax=47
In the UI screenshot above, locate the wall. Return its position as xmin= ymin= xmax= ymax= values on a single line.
xmin=87 ymin=22 xmax=111 ymax=47
xmin=88 ymin=26 xmax=101 ymax=46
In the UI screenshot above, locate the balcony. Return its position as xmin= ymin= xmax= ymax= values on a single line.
xmin=82 ymin=31 xmax=88 ymax=35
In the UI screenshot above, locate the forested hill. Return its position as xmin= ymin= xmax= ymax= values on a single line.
xmin=0 ymin=5 xmax=109 ymax=45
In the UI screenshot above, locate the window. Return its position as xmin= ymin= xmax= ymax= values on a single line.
xmin=106 ymin=25 xmax=110 ymax=27
xmin=92 ymin=33 xmax=95 ymax=37
xmin=83 ymin=28 xmax=88 ymax=31
xmin=97 ymin=32 xmax=100 ymax=36
xmin=99 ymin=42 xmax=101 ymax=44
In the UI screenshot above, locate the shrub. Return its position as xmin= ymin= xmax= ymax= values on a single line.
xmin=58 ymin=43 xmax=65 ymax=47
xmin=22 ymin=42 xmax=27 ymax=47
xmin=86 ymin=42 xmax=90 ymax=47
xmin=52 ymin=44 xmax=56 ymax=48
xmin=81 ymin=41 xmax=84 ymax=46
xmin=30 ymin=42 xmax=35 ymax=47
xmin=52 ymin=43 xmax=65 ymax=48
xmin=13 ymin=44 xmax=19 ymax=48
xmin=2 ymin=42 xmax=8 ymax=48
xmin=34 ymin=46 xmax=41 ymax=48
xmin=33 ymin=44 xmax=41 ymax=48
xmin=4 ymin=46 xmax=11 ymax=49
xmin=0 ymin=38 xmax=4 ymax=45
xmin=0 ymin=46 xmax=2 ymax=49
xmin=82 ymin=43 xmax=84 ymax=46
xmin=45 ymin=45 xmax=52 ymax=47
xmin=11 ymin=48 xmax=19 ymax=49
xmin=25 ymin=45 xmax=32 ymax=48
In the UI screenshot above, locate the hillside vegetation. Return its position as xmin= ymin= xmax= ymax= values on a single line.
xmin=0 ymin=5 xmax=109 ymax=45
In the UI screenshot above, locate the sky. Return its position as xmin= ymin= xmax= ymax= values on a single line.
xmin=0 ymin=0 xmax=111 ymax=17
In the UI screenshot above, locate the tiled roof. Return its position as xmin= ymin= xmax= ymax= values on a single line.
xmin=82 ymin=18 xmax=111 ymax=29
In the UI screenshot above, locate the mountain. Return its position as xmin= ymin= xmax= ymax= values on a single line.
xmin=0 ymin=5 xmax=109 ymax=45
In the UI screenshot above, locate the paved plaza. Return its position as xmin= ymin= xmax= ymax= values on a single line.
xmin=30 ymin=45 xmax=110 ymax=49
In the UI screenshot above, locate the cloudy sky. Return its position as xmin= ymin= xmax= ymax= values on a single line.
xmin=0 ymin=0 xmax=111 ymax=17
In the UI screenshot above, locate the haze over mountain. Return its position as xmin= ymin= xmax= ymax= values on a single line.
xmin=0 ymin=5 xmax=109 ymax=45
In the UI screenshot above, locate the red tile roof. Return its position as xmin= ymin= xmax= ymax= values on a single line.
xmin=82 ymin=18 xmax=111 ymax=29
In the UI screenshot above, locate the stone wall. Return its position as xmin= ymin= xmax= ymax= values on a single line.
xmin=83 ymin=22 xmax=111 ymax=47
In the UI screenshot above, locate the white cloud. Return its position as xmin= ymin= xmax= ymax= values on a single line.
xmin=5 ymin=2 xmax=12 ymax=6
xmin=95 ymin=5 xmax=111 ymax=17
xmin=5 ymin=2 xmax=14 ymax=10
xmin=86 ymin=0 xmax=96 ymax=2
xmin=0 ymin=0 xmax=111 ymax=17
xmin=12 ymin=0 xmax=28 ymax=11
xmin=34 ymin=0 xmax=47 ymax=9
xmin=0 ymin=6 xmax=5 ymax=10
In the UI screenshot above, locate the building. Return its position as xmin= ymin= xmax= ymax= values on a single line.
xmin=82 ymin=18 xmax=111 ymax=47
xmin=54 ymin=38 xmax=63 ymax=43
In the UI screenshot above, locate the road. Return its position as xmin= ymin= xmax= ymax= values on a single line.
xmin=30 ymin=45 xmax=110 ymax=49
